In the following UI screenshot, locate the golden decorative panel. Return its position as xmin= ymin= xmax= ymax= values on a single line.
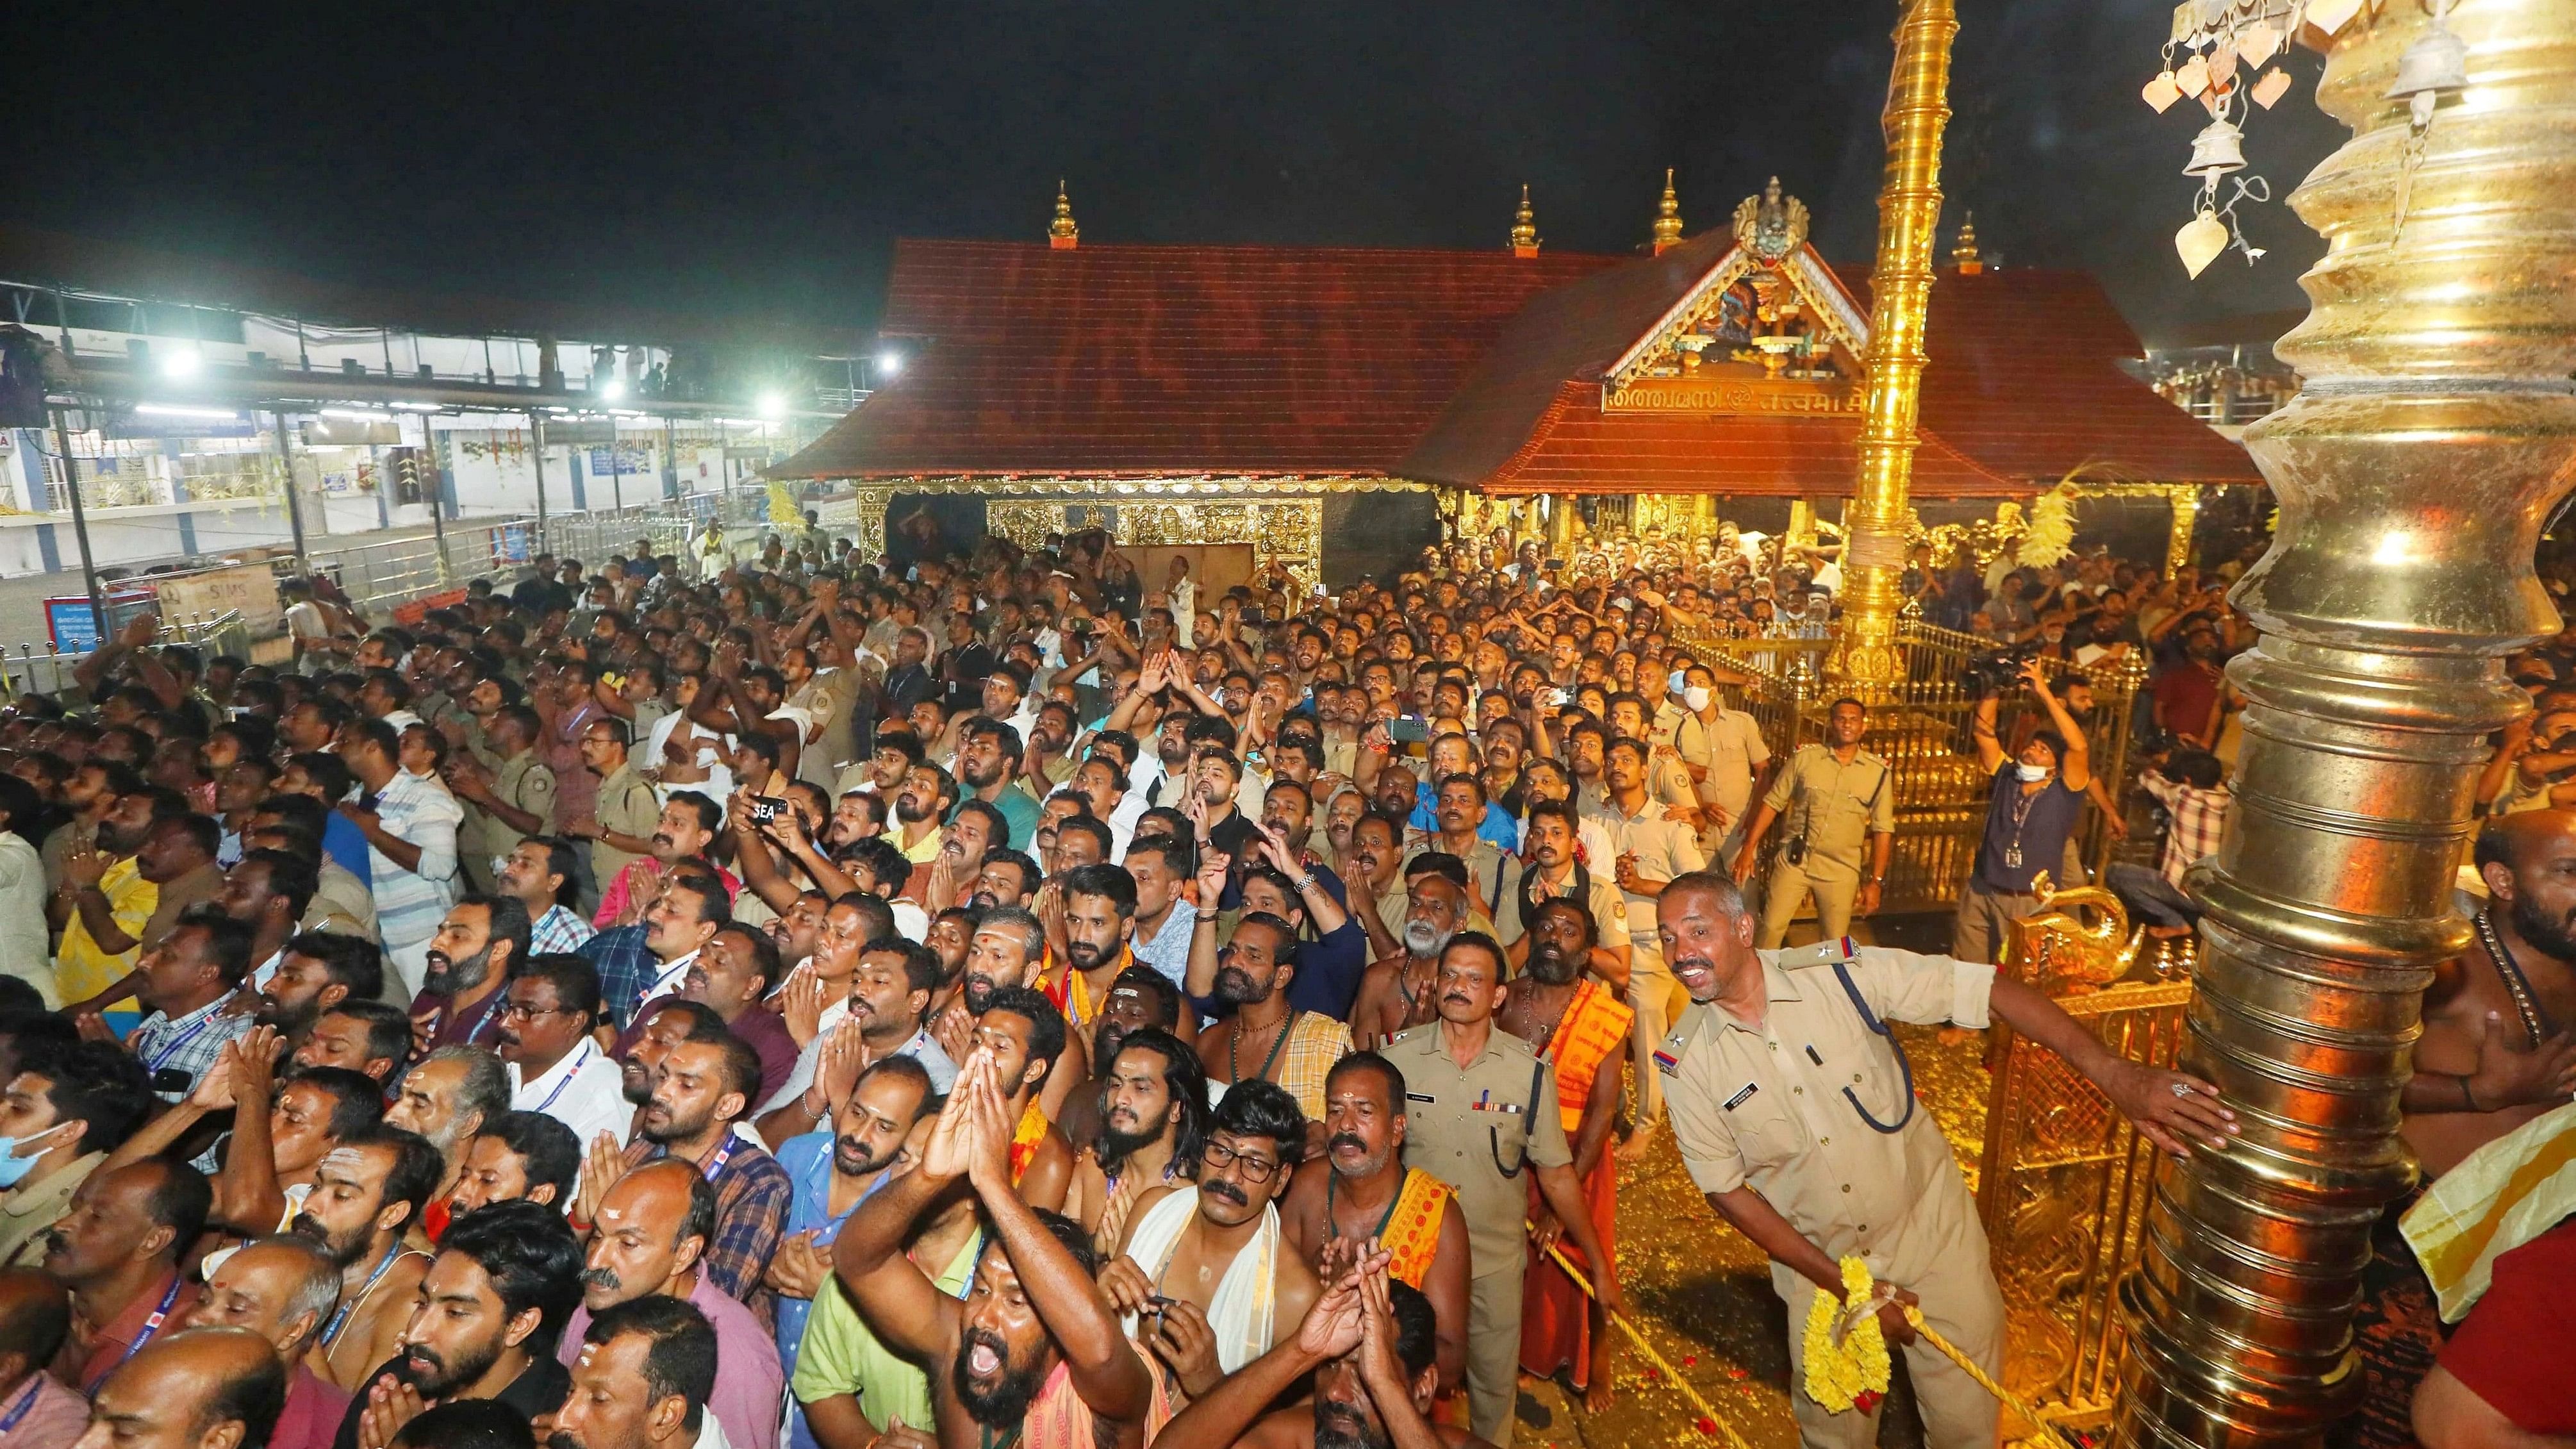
xmin=1979 ymin=886 xmax=2193 ymax=1436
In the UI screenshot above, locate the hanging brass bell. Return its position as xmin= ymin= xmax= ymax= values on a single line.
xmin=2384 ymin=23 xmax=2467 ymax=119
xmin=2183 ymin=117 xmax=2246 ymax=177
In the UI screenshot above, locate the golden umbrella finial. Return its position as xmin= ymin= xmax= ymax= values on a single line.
xmin=1048 ymin=180 xmax=1079 ymax=250
xmin=1953 ymin=210 xmax=1982 ymax=273
xmin=1509 ymin=184 xmax=1541 ymax=258
xmin=1652 ymin=167 xmax=1685 ymax=254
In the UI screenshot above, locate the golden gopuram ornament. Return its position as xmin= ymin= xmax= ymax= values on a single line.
xmin=1828 ymin=0 xmax=1956 ymax=695
xmin=2113 ymin=3 xmax=2576 ymax=1447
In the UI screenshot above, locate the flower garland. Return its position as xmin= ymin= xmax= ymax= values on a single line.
xmin=1800 ymin=1257 xmax=1892 ymax=1415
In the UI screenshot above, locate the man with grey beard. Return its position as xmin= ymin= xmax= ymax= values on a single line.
xmin=1348 ymin=870 xmax=1470 ymax=1049
xmin=554 ymin=1161 xmax=782 ymax=1449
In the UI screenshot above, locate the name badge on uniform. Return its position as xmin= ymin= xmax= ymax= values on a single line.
xmin=1724 ymin=1082 xmax=1760 ymax=1111
xmin=1406 ymin=1093 xmax=1435 ymax=1104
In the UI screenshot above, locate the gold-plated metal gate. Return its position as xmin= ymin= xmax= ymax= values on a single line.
xmin=1979 ymin=885 xmax=2195 ymax=1436
xmin=1677 ymin=617 xmax=2147 ymax=915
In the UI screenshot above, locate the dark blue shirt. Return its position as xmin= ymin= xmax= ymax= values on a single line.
xmin=1971 ymin=763 xmax=2085 ymax=894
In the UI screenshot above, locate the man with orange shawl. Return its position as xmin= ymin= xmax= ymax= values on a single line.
xmin=1278 ymin=1051 xmax=1472 ymax=1398
xmin=1498 ymin=896 xmax=1631 ymax=1409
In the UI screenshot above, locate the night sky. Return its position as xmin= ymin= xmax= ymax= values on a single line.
xmin=10 ymin=1 xmax=2349 ymax=345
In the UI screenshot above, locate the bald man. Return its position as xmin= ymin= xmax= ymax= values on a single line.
xmin=556 ymin=1161 xmax=782 ymax=1449
xmin=2404 ymin=809 xmax=2576 ymax=1179
xmin=0 ymin=1268 xmax=86 ymax=1449
xmin=82 ymin=1326 xmax=288 ymax=1449
xmin=184 ymin=1237 xmax=352 ymax=1449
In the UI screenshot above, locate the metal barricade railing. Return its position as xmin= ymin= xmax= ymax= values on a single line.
xmin=1 ymin=609 xmax=253 ymax=702
xmin=1674 ymin=617 xmax=2147 ymax=915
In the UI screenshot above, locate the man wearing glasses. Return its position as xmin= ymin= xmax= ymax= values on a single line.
xmin=496 ymin=953 xmax=629 ymax=1152
xmin=1098 ymin=1079 xmax=1321 ymax=1402
xmin=1382 ymin=931 xmax=1624 ymax=1446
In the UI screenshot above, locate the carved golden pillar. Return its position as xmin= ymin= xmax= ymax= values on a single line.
xmin=1828 ymin=0 xmax=1956 ymax=693
xmin=2165 ymin=484 xmax=2200 ymax=577
xmin=1544 ymin=493 xmax=1576 ymax=559
xmin=2114 ymin=6 xmax=2576 ymax=1447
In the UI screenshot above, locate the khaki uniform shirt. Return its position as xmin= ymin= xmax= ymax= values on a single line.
xmin=464 ymin=751 xmax=557 ymax=881
xmin=1402 ymin=836 xmax=1525 ymax=943
xmin=1580 ymin=797 xmax=1706 ymax=952
xmin=590 ymin=763 xmax=663 ymax=893
xmin=1385 ymin=1022 xmax=1573 ymax=1282
xmin=1761 ymin=745 xmax=1894 ymax=882
xmin=1665 ymin=941 xmax=1994 ymax=1266
xmin=1674 ymin=708 xmax=1771 ymax=823
xmin=0 ymin=1152 xmax=101 ymax=1269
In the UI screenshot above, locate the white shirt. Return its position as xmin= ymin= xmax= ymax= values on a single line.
xmin=632 ymin=950 xmax=699 ymax=1016
xmin=509 ymin=1040 xmax=631 ymax=1150
xmin=645 ymin=712 xmax=734 ymax=808
xmin=0 ymin=833 xmax=50 ymax=1006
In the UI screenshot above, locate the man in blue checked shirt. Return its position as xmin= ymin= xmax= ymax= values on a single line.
xmin=123 ymin=911 xmax=260 ymax=1103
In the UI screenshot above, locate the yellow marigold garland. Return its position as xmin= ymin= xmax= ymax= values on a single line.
xmin=1800 ymin=1257 xmax=1893 ymax=1415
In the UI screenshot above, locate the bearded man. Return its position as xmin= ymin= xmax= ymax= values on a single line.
xmin=1495 ymin=897 xmax=1631 ymax=1409
xmin=330 ymin=1200 xmax=582 ymax=1449
xmin=408 ymin=897 xmax=531 ymax=1055
xmin=286 ymin=1125 xmax=442 ymax=1391
xmin=2402 ymin=809 xmax=2576 ymax=1179
xmin=1348 ymin=873 xmax=1471 ymax=1050
xmin=829 ymin=1047 xmax=1155 ymax=1449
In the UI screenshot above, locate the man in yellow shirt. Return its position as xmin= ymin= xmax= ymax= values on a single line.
xmin=51 ymin=792 xmax=166 ymax=1009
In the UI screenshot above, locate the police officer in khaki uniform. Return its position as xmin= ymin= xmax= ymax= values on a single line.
xmin=1384 ymin=931 xmax=1624 ymax=1446
xmin=1729 ymin=698 xmax=1893 ymax=948
xmin=448 ymin=704 xmax=557 ymax=893
xmin=1653 ymin=872 xmax=2232 ymax=1449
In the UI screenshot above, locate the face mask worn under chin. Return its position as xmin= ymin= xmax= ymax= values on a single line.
xmin=1682 ymin=686 xmax=1713 ymax=712
xmin=0 ymin=1122 xmax=78 ymax=1189
xmin=2016 ymin=763 xmax=2052 ymax=783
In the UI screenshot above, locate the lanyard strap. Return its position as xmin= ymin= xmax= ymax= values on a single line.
xmin=87 ymin=1276 xmax=182 ymax=1393
xmin=698 ymin=1136 xmax=736 ymax=1182
xmin=0 ymin=1373 xmax=43 ymax=1432
xmin=529 ymin=1043 xmax=593 ymax=1116
xmin=319 ymin=1243 xmax=407 ymax=1350
xmin=142 ymin=1011 xmax=220 ymax=1075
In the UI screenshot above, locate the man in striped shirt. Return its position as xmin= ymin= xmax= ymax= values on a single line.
xmin=337 ymin=721 xmax=463 ymax=997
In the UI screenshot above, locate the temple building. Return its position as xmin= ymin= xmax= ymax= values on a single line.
xmin=770 ymin=180 xmax=2261 ymax=584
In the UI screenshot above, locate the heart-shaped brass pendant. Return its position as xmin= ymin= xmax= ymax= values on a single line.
xmin=2176 ymin=210 xmax=2230 ymax=278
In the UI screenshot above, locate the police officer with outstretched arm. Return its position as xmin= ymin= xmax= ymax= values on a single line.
xmin=1652 ymin=870 xmax=2233 ymax=1449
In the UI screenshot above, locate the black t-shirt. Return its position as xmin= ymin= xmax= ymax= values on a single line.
xmin=332 ymin=1353 xmax=571 ymax=1449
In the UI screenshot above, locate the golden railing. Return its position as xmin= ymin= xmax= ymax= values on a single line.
xmin=1977 ymin=884 xmax=2196 ymax=1436
xmin=1675 ymin=617 xmax=2147 ymax=915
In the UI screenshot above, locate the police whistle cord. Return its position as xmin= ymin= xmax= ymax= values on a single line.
xmin=1525 ymin=1221 xmax=1760 ymax=1449
xmin=1808 ymin=1256 xmax=2077 ymax=1449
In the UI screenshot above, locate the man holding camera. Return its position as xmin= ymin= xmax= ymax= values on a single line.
xmin=1953 ymin=661 xmax=2093 ymax=965
xmin=1729 ymin=699 xmax=1893 ymax=950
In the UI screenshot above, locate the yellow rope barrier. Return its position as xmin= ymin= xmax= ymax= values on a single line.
xmin=1526 ymin=1225 xmax=1761 ymax=1449
xmin=1813 ymin=1257 xmax=2077 ymax=1449
xmin=1535 ymin=1226 xmax=2074 ymax=1449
